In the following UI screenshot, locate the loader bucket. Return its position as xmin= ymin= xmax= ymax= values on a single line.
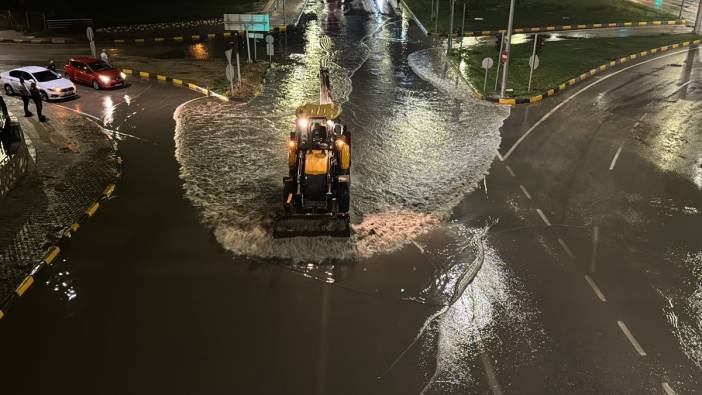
xmin=273 ymin=214 xmax=351 ymax=238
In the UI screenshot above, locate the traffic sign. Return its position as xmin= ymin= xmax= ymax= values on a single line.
xmin=529 ymin=54 xmax=540 ymax=70
xmin=248 ymin=32 xmax=264 ymax=39
xmin=225 ymin=64 xmax=235 ymax=81
xmin=265 ymin=34 xmax=274 ymax=44
xmin=224 ymin=14 xmax=270 ymax=32
xmin=481 ymin=57 xmax=494 ymax=70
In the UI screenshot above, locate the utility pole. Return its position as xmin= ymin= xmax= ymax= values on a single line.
xmin=500 ymin=0 xmax=516 ymax=98
xmin=696 ymin=0 xmax=702 ymax=34
xmin=679 ymin=0 xmax=686 ymax=19
xmin=447 ymin=0 xmax=455 ymax=55
xmin=435 ymin=0 xmax=440 ymax=33
xmin=460 ymin=3 xmax=466 ymax=48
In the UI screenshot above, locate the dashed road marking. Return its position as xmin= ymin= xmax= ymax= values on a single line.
xmin=536 ymin=208 xmax=552 ymax=226
xmin=609 ymin=146 xmax=623 ymax=170
xmin=495 ymin=150 xmax=504 ymax=162
xmin=584 ymin=275 xmax=607 ymax=302
xmin=479 ymin=351 xmax=503 ymax=395
xmin=662 ymin=382 xmax=677 ymax=395
xmin=411 ymin=241 xmax=425 ymax=254
xmin=617 ymin=320 xmax=647 ymax=356
xmin=557 ymin=238 xmax=576 ymax=260
xmin=519 ymin=184 xmax=532 ymax=199
xmin=505 ymin=165 xmax=516 ymax=177
xmin=590 ymin=226 xmax=599 ymax=273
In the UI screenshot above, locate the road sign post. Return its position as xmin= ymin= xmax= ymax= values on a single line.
xmin=246 ymin=28 xmax=251 ymax=63
xmin=494 ymin=32 xmax=504 ymax=91
xmin=695 ymin=0 xmax=702 ymax=34
xmin=236 ymin=52 xmax=242 ymax=88
xmin=500 ymin=0 xmax=516 ymax=97
xmin=225 ymin=48 xmax=235 ymax=96
xmin=527 ymin=33 xmax=539 ymax=92
xmin=481 ymin=57 xmax=494 ymax=93
xmin=86 ymin=26 xmax=96 ymax=58
xmin=447 ymin=0 xmax=455 ymax=55
xmin=435 ymin=0 xmax=439 ymax=33
xmin=265 ymin=34 xmax=274 ymax=63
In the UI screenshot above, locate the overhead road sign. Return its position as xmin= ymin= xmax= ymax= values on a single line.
xmin=224 ymin=14 xmax=270 ymax=32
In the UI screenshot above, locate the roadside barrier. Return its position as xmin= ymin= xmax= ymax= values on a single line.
xmin=110 ymin=26 xmax=287 ymax=45
xmin=0 ymin=37 xmax=71 ymax=44
xmin=464 ymin=38 xmax=702 ymax=105
xmin=120 ymin=68 xmax=230 ymax=101
xmin=0 ymin=127 xmax=123 ymax=321
xmin=431 ymin=19 xmax=687 ymax=38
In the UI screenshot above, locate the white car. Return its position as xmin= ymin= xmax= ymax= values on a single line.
xmin=0 ymin=66 xmax=77 ymax=101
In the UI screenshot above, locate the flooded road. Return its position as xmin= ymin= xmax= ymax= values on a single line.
xmin=173 ymin=0 xmax=507 ymax=261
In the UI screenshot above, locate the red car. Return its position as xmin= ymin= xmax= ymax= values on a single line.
xmin=63 ymin=56 xmax=127 ymax=90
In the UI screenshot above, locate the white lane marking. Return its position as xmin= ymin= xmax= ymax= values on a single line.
xmin=557 ymin=238 xmax=576 ymax=260
xmin=502 ymin=48 xmax=695 ymax=161
xmin=411 ymin=240 xmax=425 ymax=254
xmin=495 ymin=150 xmax=504 ymax=162
xmin=505 ymin=165 xmax=516 ymax=177
xmin=673 ymin=79 xmax=692 ymax=93
xmin=639 ymin=113 xmax=648 ymax=122
xmin=584 ymin=275 xmax=607 ymax=302
xmin=662 ymin=382 xmax=677 ymax=395
xmin=52 ymin=103 xmax=102 ymax=122
xmin=609 ymin=146 xmax=623 ymax=170
xmin=590 ymin=226 xmax=599 ymax=273
xmin=519 ymin=184 xmax=532 ymax=199
xmin=536 ymin=208 xmax=552 ymax=226
xmin=617 ymin=320 xmax=647 ymax=356
xmin=52 ymin=103 xmax=146 ymax=142
xmin=483 ymin=177 xmax=488 ymax=197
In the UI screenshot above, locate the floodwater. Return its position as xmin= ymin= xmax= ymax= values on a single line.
xmin=173 ymin=0 xmax=509 ymax=262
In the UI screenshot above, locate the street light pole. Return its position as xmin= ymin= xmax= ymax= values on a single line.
xmin=500 ymin=0 xmax=516 ymax=98
xmin=460 ymin=3 xmax=466 ymax=48
xmin=447 ymin=0 xmax=455 ymax=55
xmin=695 ymin=0 xmax=702 ymax=34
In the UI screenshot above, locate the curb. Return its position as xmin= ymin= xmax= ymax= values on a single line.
xmin=0 ymin=126 xmax=123 ymax=321
xmin=469 ymin=38 xmax=701 ymax=105
xmin=427 ymin=19 xmax=686 ymax=38
xmin=110 ymin=26 xmax=288 ymax=45
xmin=120 ymin=68 xmax=230 ymax=101
xmin=0 ymin=37 xmax=73 ymax=44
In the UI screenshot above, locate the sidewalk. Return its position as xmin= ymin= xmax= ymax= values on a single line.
xmin=0 ymin=96 xmax=118 ymax=301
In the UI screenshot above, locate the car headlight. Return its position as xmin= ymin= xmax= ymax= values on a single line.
xmin=51 ymin=87 xmax=62 ymax=92
xmin=99 ymin=75 xmax=111 ymax=84
xmin=119 ymin=72 xmax=127 ymax=79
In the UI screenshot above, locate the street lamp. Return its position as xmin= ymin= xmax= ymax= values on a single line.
xmin=500 ymin=0 xmax=516 ymax=98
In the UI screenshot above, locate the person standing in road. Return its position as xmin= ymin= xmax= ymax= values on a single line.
xmin=47 ymin=59 xmax=57 ymax=73
xmin=17 ymin=77 xmax=32 ymax=118
xmin=29 ymin=82 xmax=46 ymax=122
xmin=100 ymin=49 xmax=110 ymax=66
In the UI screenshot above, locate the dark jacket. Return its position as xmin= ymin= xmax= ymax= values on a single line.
xmin=30 ymin=85 xmax=42 ymax=102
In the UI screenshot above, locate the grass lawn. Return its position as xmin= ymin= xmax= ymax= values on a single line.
xmin=454 ymin=33 xmax=701 ymax=97
xmin=405 ymin=0 xmax=676 ymax=34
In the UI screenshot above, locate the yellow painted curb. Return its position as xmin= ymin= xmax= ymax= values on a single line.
xmin=498 ymin=98 xmax=516 ymax=105
xmin=114 ymin=39 xmax=125 ymax=44
xmin=191 ymin=35 xmax=200 ymax=41
xmin=608 ymin=23 xmax=618 ymax=27
xmin=187 ymin=83 xmax=199 ymax=91
xmin=529 ymin=95 xmax=543 ymax=103
xmin=103 ymin=184 xmax=116 ymax=198
xmin=16 ymin=276 xmax=34 ymax=296
xmin=593 ymin=23 xmax=602 ymax=28
xmin=0 ymin=310 xmax=4 ymax=320
xmin=155 ymin=37 xmax=165 ymax=42
xmin=139 ymin=71 xmax=149 ymax=79
xmin=85 ymin=202 xmax=100 ymax=217
xmin=135 ymin=38 xmax=145 ymax=43
xmin=547 ymin=89 xmax=555 ymax=96
xmin=157 ymin=75 xmax=167 ymax=81
xmin=122 ymin=69 xmax=133 ymax=75
xmin=562 ymin=25 xmax=572 ymax=30
xmin=174 ymin=36 xmax=183 ymax=41
xmin=173 ymin=78 xmax=183 ymax=86
xmin=43 ymin=246 xmax=60 ymax=265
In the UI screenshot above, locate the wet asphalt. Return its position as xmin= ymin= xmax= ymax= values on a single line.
xmin=1 ymin=0 xmax=701 ymax=393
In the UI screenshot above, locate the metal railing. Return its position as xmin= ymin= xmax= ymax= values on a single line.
xmin=46 ymin=18 xmax=93 ymax=31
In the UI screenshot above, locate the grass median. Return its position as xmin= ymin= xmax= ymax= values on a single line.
xmin=453 ymin=33 xmax=701 ymax=98
xmin=405 ymin=0 xmax=675 ymax=34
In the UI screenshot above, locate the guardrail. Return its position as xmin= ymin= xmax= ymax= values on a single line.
xmin=46 ymin=18 xmax=93 ymax=32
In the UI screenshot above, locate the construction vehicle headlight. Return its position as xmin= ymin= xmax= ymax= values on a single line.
xmin=335 ymin=139 xmax=344 ymax=149
xmin=327 ymin=120 xmax=334 ymax=129
xmin=288 ymin=140 xmax=296 ymax=149
xmin=297 ymin=118 xmax=308 ymax=130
